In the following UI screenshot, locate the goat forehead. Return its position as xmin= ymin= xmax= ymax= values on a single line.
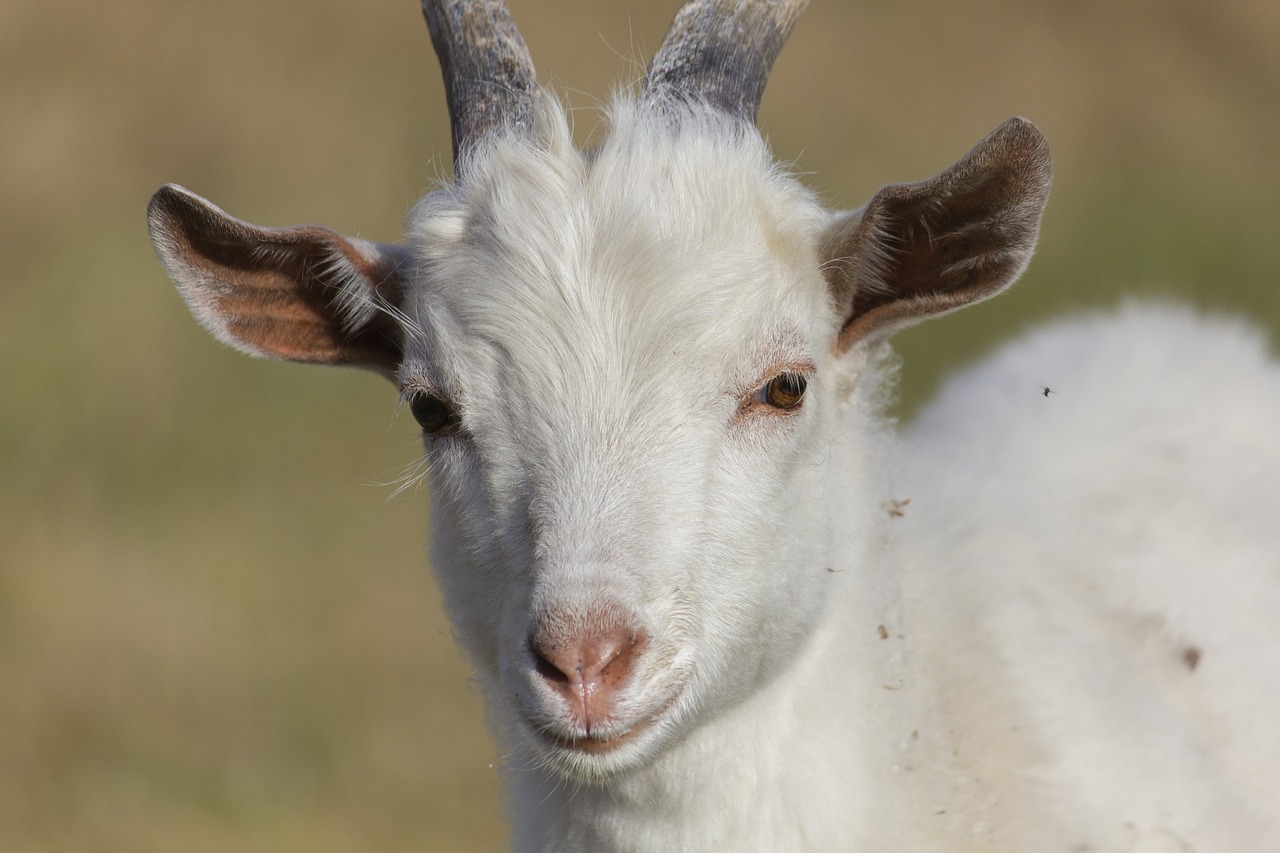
xmin=406 ymin=102 xmax=831 ymax=400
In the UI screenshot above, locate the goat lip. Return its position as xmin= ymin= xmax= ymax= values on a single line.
xmin=530 ymin=687 xmax=683 ymax=760
xmin=537 ymin=717 xmax=654 ymax=755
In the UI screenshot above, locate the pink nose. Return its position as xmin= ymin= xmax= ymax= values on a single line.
xmin=530 ymin=621 xmax=647 ymax=732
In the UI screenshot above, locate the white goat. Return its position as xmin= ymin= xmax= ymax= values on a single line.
xmin=147 ymin=1 xmax=1280 ymax=850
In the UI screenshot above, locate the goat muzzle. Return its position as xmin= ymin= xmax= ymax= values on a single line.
xmin=529 ymin=618 xmax=650 ymax=743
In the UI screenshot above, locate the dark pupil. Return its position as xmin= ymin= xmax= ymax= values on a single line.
xmin=410 ymin=394 xmax=453 ymax=434
xmin=767 ymin=373 xmax=807 ymax=408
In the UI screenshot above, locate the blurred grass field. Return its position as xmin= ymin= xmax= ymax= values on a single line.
xmin=1 ymin=0 xmax=1277 ymax=850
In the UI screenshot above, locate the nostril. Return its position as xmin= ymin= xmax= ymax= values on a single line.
xmin=532 ymin=641 xmax=572 ymax=686
xmin=529 ymin=626 xmax=648 ymax=691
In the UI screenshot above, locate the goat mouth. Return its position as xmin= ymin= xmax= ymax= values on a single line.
xmin=538 ymin=719 xmax=652 ymax=755
xmin=532 ymin=712 xmax=660 ymax=753
xmin=528 ymin=689 xmax=683 ymax=764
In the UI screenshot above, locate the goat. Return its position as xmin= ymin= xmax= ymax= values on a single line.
xmin=147 ymin=1 xmax=1280 ymax=850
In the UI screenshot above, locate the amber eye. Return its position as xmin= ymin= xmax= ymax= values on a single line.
xmin=755 ymin=372 xmax=808 ymax=411
xmin=408 ymin=393 xmax=459 ymax=436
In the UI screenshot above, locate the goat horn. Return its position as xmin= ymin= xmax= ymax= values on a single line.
xmin=421 ymin=0 xmax=537 ymax=165
xmin=643 ymin=0 xmax=809 ymax=122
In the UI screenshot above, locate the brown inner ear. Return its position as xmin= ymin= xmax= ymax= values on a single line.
xmin=150 ymin=184 xmax=409 ymax=374
xmin=824 ymin=117 xmax=1052 ymax=353
xmin=188 ymin=222 xmax=407 ymax=370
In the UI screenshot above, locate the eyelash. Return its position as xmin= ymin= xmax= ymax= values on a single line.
xmin=743 ymin=370 xmax=810 ymax=414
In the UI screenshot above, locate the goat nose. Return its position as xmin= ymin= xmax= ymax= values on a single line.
xmin=530 ymin=624 xmax=647 ymax=729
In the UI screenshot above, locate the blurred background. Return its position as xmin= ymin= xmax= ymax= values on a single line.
xmin=1 ymin=0 xmax=1276 ymax=849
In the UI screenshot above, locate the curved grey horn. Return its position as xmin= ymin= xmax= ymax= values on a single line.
xmin=643 ymin=0 xmax=810 ymax=122
xmin=422 ymin=0 xmax=537 ymax=164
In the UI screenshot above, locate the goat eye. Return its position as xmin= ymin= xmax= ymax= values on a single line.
xmin=408 ymin=393 xmax=459 ymax=436
xmin=757 ymin=372 xmax=808 ymax=410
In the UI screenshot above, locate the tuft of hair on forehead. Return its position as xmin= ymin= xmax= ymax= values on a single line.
xmin=408 ymin=90 xmax=829 ymax=325
xmin=414 ymin=92 xmax=820 ymax=236
xmin=590 ymin=96 xmax=825 ymax=253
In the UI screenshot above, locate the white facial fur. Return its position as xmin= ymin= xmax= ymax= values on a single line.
xmin=400 ymin=98 xmax=849 ymax=779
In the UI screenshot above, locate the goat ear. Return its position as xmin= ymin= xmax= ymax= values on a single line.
xmin=147 ymin=184 xmax=410 ymax=378
xmin=822 ymin=117 xmax=1052 ymax=354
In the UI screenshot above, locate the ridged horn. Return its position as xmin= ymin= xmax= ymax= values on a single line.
xmin=643 ymin=0 xmax=810 ymax=122
xmin=421 ymin=0 xmax=538 ymax=165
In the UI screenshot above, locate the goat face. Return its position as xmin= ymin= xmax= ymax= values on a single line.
xmin=148 ymin=0 xmax=1049 ymax=791
xmin=403 ymin=104 xmax=842 ymax=779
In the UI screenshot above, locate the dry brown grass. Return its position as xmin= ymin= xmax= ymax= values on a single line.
xmin=2 ymin=1 xmax=1277 ymax=850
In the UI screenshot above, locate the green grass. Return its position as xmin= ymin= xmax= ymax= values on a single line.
xmin=2 ymin=0 xmax=1277 ymax=849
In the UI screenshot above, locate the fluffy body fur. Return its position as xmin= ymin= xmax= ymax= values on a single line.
xmin=148 ymin=23 xmax=1280 ymax=852
xmin=897 ymin=304 xmax=1280 ymax=851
